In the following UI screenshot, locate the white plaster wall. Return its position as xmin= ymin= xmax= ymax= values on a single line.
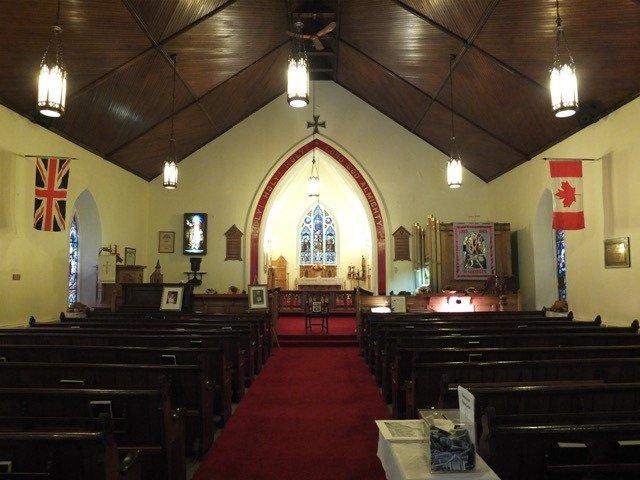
xmin=147 ymin=82 xmax=491 ymax=294
xmin=488 ymin=95 xmax=640 ymax=325
xmin=0 ymin=105 xmax=150 ymax=326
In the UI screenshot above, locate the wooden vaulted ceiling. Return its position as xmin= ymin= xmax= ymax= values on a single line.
xmin=1 ymin=1 xmax=639 ymax=182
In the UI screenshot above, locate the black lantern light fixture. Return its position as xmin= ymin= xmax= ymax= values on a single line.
xmin=163 ymin=54 xmax=179 ymax=190
xmin=550 ymin=0 xmax=579 ymax=118
xmin=37 ymin=0 xmax=67 ymax=118
xmin=287 ymin=21 xmax=310 ymax=108
xmin=446 ymin=54 xmax=462 ymax=189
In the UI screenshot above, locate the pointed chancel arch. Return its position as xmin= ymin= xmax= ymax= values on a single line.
xmin=249 ymin=138 xmax=387 ymax=293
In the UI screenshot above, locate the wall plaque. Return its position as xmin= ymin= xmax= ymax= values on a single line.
xmin=393 ymin=226 xmax=411 ymax=261
xmin=225 ymin=225 xmax=243 ymax=261
xmin=604 ymin=236 xmax=630 ymax=268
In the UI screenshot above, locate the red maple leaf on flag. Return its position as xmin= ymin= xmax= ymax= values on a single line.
xmin=555 ymin=181 xmax=577 ymax=208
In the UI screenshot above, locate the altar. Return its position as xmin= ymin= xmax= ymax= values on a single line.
xmin=295 ymin=277 xmax=345 ymax=291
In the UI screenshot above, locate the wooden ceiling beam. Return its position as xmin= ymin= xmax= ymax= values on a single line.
xmin=106 ymin=39 xmax=290 ymax=159
xmin=411 ymin=0 xmax=499 ymax=134
xmin=339 ymin=39 xmax=526 ymax=157
xmin=68 ymin=0 xmax=237 ymax=102
xmin=332 ymin=0 xmax=342 ymax=82
xmin=390 ymin=0 xmax=544 ymax=91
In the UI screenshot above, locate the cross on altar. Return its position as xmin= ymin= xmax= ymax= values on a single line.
xmin=307 ymin=115 xmax=326 ymax=134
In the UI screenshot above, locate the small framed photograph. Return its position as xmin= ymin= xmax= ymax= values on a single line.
xmin=158 ymin=231 xmax=175 ymax=253
xmin=390 ymin=295 xmax=407 ymax=313
xmin=311 ymin=301 xmax=323 ymax=313
xmin=124 ymin=247 xmax=136 ymax=266
xmin=248 ymin=284 xmax=268 ymax=310
xmin=160 ymin=286 xmax=184 ymax=311
xmin=604 ymin=237 xmax=630 ymax=268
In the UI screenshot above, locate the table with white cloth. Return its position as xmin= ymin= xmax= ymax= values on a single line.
xmin=376 ymin=410 xmax=500 ymax=480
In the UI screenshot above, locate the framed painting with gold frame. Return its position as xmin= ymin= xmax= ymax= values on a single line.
xmin=604 ymin=237 xmax=630 ymax=268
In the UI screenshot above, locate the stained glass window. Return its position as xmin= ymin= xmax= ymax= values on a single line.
xmin=299 ymin=205 xmax=337 ymax=265
xmin=68 ymin=214 xmax=79 ymax=306
xmin=555 ymin=229 xmax=567 ymax=301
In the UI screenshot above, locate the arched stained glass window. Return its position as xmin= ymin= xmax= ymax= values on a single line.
xmin=299 ymin=204 xmax=337 ymax=265
xmin=68 ymin=214 xmax=79 ymax=306
xmin=555 ymin=229 xmax=567 ymax=301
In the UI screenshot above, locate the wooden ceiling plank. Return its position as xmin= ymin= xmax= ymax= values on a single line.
xmin=107 ymin=38 xmax=290 ymax=158
xmin=339 ymin=39 xmax=525 ymax=157
xmin=410 ymin=0 xmax=498 ymax=134
xmin=156 ymin=0 xmax=238 ymax=47
xmin=332 ymin=0 xmax=342 ymax=82
xmin=391 ymin=0 xmax=545 ymax=91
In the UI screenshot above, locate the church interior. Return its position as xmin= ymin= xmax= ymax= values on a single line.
xmin=1 ymin=1 xmax=640 ymax=479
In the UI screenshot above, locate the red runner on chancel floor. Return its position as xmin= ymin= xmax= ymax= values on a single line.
xmin=193 ymin=346 xmax=390 ymax=480
xmin=276 ymin=316 xmax=357 ymax=336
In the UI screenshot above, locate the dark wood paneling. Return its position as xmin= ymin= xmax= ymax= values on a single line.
xmin=0 ymin=0 xmax=151 ymax=115
xmin=340 ymin=0 xmax=464 ymax=96
xmin=397 ymin=0 xmax=495 ymax=39
xmin=199 ymin=43 xmax=289 ymax=137
xmin=416 ymin=102 xmax=526 ymax=182
xmin=109 ymin=102 xmax=213 ymax=179
xmin=53 ymin=50 xmax=193 ymax=155
xmin=337 ymin=42 xmax=431 ymax=129
xmin=475 ymin=0 xmax=640 ymax=115
xmin=109 ymin=45 xmax=290 ymax=179
xmin=437 ymin=47 xmax=579 ymax=155
xmin=125 ymin=0 xmax=231 ymax=42
xmin=161 ymin=0 xmax=289 ymax=96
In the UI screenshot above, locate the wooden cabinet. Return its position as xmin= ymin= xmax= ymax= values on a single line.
xmin=271 ymin=256 xmax=288 ymax=290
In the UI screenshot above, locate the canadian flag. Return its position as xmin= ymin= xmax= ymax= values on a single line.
xmin=549 ymin=160 xmax=585 ymax=230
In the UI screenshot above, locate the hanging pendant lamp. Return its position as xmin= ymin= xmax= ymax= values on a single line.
xmin=37 ymin=0 xmax=67 ymax=118
xmin=447 ymin=54 xmax=462 ymax=189
xmin=550 ymin=0 xmax=579 ymax=118
xmin=287 ymin=21 xmax=310 ymax=108
xmin=163 ymin=54 xmax=179 ymax=190
xmin=308 ymin=157 xmax=320 ymax=197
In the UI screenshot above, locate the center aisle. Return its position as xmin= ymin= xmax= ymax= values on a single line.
xmin=194 ymin=347 xmax=390 ymax=480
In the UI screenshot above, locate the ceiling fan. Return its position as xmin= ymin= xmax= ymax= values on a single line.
xmin=287 ymin=20 xmax=336 ymax=51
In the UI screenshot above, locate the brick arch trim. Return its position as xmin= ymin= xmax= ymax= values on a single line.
xmin=249 ymin=138 xmax=386 ymax=293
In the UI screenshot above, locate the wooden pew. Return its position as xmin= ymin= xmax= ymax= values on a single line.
xmin=0 ymin=360 xmax=214 ymax=456
xmin=51 ymin=318 xmax=265 ymax=376
xmin=0 ymin=386 xmax=185 ymax=479
xmin=479 ymin=408 xmax=640 ymax=480
xmin=0 ymin=423 xmax=129 ymax=480
xmin=79 ymin=311 xmax=273 ymax=362
xmin=27 ymin=322 xmax=258 ymax=385
xmin=0 ymin=330 xmax=246 ymax=399
xmin=388 ymin=343 xmax=640 ymax=415
xmin=371 ymin=318 xmax=629 ymax=381
xmin=463 ymin=382 xmax=640 ymax=440
xmin=0 ymin=342 xmax=234 ymax=409
xmin=371 ymin=317 xmax=605 ymax=379
xmin=406 ymin=357 xmax=640 ymax=418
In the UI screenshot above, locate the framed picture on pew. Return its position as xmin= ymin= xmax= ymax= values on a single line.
xmin=248 ymin=284 xmax=268 ymax=310
xmin=160 ymin=286 xmax=184 ymax=311
xmin=390 ymin=295 xmax=407 ymax=313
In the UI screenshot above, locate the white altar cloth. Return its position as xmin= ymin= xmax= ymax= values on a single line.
xmin=295 ymin=277 xmax=345 ymax=288
xmin=376 ymin=413 xmax=500 ymax=480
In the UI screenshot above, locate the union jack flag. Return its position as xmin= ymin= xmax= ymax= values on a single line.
xmin=34 ymin=157 xmax=71 ymax=232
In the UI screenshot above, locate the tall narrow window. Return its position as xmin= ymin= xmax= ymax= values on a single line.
xmin=555 ymin=229 xmax=567 ymax=301
xmin=68 ymin=214 xmax=79 ymax=306
xmin=299 ymin=204 xmax=337 ymax=265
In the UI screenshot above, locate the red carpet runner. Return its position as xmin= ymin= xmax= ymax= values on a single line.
xmin=194 ymin=347 xmax=390 ymax=479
